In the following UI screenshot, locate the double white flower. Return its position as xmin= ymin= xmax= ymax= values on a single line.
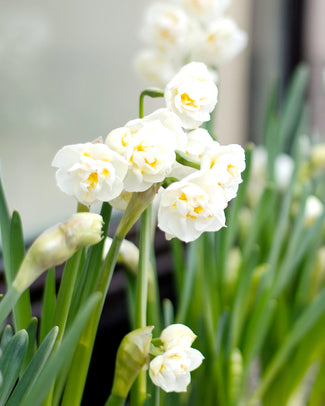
xmin=52 ymin=141 xmax=128 ymax=206
xmin=165 ymin=62 xmax=218 ymax=129
xmin=191 ymin=17 xmax=248 ymax=66
xmin=158 ymin=170 xmax=228 ymax=242
xmin=135 ymin=0 xmax=248 ymax=88
xmin=149 ymin=324 xmax=204 ymax=392
xmin=105 ymin=109 xmax=186 ymax=193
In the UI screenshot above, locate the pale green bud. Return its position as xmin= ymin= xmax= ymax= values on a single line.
xmin=310 ymin=143 xmax=325 ymax=173
xmin=224 ymin=248 xmax=242 ymax=304
xmin=230 ymin=348 xmax=243 ymax=402
xmin=111 ymin=326 xmax=153 ymax=399
xmin=12 ymin=213 xmax=103 ymax=292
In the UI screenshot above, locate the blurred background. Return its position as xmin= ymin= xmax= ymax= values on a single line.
xmin=0 ymin=0 xmax=324 ymax=242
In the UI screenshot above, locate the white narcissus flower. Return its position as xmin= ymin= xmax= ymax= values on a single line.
xmin=149 ymin=346 xmax=204 ymax=392
xmin=106 ymin=109 xmax=187 ymax=193
xmin=52 ymin=142 xmax=128 ymax=206
xmin=134 ymin=48 xmax=176 ymax=88
xmin=127 ymin=108 xmax=187 ymax=151
xmin=140 ymin=2 xmax=195 ymax=55
xmin=149 ymin=323 xmax=204 ymax=392
xmin=191 ymin=17 xmax=248 ymax=66
xmin=165 ymin=62 xmax=218 ymax=129
xmin=183 ymin=128 xmax=216 ymax=162
xmin=175 ymin=0 xmax=231 ymax=22
xmin=106 ymin=119 xmax=179 ymax=193
xmin=158 ymin=170 xmax=227 ymax=242
xmin=201 ymin=143 xmax=246 ymax=202
xmin=304 ymin=196 xmax=324 ymax=227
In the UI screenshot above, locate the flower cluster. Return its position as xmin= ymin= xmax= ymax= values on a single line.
xmin=135 ymin=0 xmax=248 ymax=87
xmin=149 ymin=324 xmax=204 ymax=392
xmin=53 ymin=62 xmax=245 ymax=242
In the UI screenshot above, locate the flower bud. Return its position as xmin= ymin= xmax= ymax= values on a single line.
xmin=310 ymin=143 xmax=325 ymax=173
xmin=230 ymin=348 xmax=243 ymax=402
xmin=12 ymin=213 xmax=103 ymax=292
xmin=111 ymin=326 xmax=153 ymax=399
xmin=224 ymin=248 xmax=242 ymax=304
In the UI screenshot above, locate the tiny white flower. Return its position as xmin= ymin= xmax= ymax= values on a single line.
xmin=52 ymin=142 xmax=128 ymax=206
xmin=149 ymin=346 xmax=204 ymax=392
xmin=201 ymin=143 xmax=246 ymax=202
xmin=158 ymin=170 xmax=227 ymax=242
xmin=165 ymin=62 xmax=218 ymax=129
xmin=134 ymin=48 xmax=176 ymax=88
xmin=175 ymin=0 xmax=231 ymax=22
xmin=140 ymin=2 xmax=195 ymax=55
xmin=304 ymin=196 xmax=324 ymax=227
xmin=191 ymin=17 xmax=248 ymax=66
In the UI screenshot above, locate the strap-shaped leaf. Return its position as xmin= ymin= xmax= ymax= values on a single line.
xmin=20 ymin=292 xmax=102 ymax=406
xmin=22 ymin=318 xmax=38 ymax=373
xmin=39 ymin=268 xmax=56 ymax=343
xmin=10 ymin=211 xmax=32 ymax=331
xmin=0 ymin=325 xmax=13 ymax=349
xmin=0 ymin=330 xmax=28 ymax=405
xmin=7 ymin=326 xmax=58 ymax=406
xmin=0 ymin=175 xmax=11 ymax=281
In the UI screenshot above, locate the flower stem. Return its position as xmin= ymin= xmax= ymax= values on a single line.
xmin=139 ymin=88 xmax=164 ymax=118
xmin=131 ymin=205 xmax=152 ymax=406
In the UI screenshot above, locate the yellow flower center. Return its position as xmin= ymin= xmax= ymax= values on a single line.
xmin=181 ymin=93 xmax=198 ymax=108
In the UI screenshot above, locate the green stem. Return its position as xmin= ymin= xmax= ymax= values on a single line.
xmin=132 ymin=206 xmax=152 ymax=406
xmin=53 ymin=250 xmax=83 ymax=344
xmin=139 ymin=88 xmax=164 ymax=118
xmin=105 ymin=394 xmax=126 ymax=406
xmin=134 ymin=206 xmax=152 ymax=329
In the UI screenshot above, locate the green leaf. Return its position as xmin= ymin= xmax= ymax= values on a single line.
xmin=39 ymin=268 xmax=56 ymax=343
xmin=277 ymin=64 xmax=309 ymax=152
xmin=10 ymin=211 xmax=32 ymax=331
xmin=0 ymin=175 xmax=11 ymax=282
xmin=7 ymin=326 xmax=59 ymax=406
xmin=249 ymin=286 xmax=325 ymax=403
xmin=22 ymin=318 xmax=38 ymax=373
xmin=19 ymin=292 xmax=102 ymax=406
xmin=0 ymin=324 xmax=13 ymax=349
xmin=0 ymin=330 xmax=29 ymax=405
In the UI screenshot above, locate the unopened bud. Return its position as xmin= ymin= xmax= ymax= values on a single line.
xmin=224 ymin=248 xmax=242 ymax=304
xmin=230 ymin=348 xmax=243 ymax=402
xmin=13 ymin=213 xmax=103 ymax=292
xmin=310 ymin=143 xmax=325 ymax=173
xmin=111 ymin=326 xmax=153 ymax=399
